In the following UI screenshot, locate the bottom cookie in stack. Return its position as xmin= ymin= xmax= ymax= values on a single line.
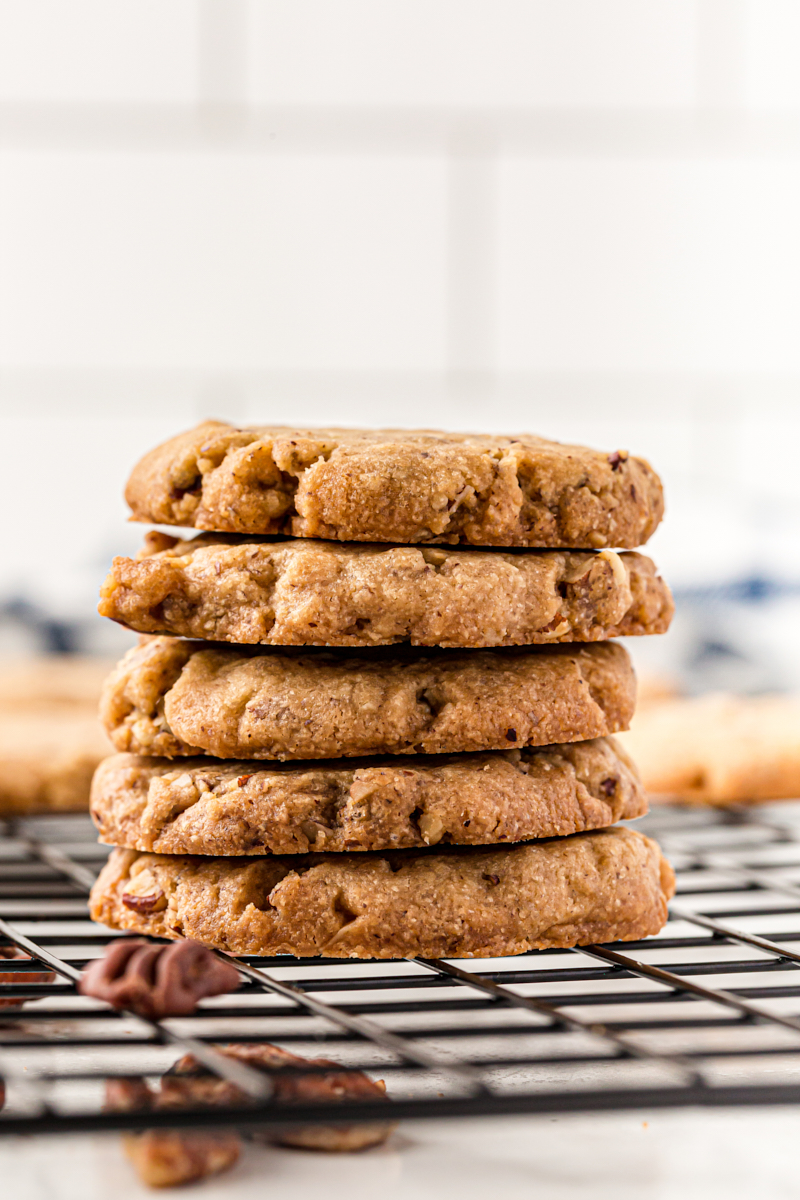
xmin=90 ymin=825 xmax=673 ymax=961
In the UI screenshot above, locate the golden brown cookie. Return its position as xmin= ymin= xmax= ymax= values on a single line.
xmin=124 ymin=422 xmax=664 ymax=549
xmin=90 ymin=737 xmax=647 ymax=856
xmin=0 ymin=656 xmax=115 ymax=709
xmin=100 ymin=637 xmax=636 ymax=760
xmin=0 ymin=657 xmax=114 ymax=815
xmin=99 ymin=532 xmax=673 ymax=648
xmin=89 ymin=826 xmax=674 ymax=960
xmin=0 ymin=712 xmax=112 ymax=816
xmin=618 ymin=692 xmax=800 ymax=805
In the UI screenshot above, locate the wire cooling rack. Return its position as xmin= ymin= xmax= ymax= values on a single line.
xmin=3 ymin=802 xmax=800 ymax=1136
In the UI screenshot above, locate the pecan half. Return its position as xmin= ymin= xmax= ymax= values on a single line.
xmin=79 ymin=938 xmax=240 ymax=1019
xmin=171 ymin=1042 xmax=396 ymax=1153
xmin=105 ymin=1041 xmax=395 ymax=1185
xmin=105 ymin=1078 xmax=240 ymax=1188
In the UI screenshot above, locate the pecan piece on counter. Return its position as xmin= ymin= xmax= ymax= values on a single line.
xmin=0 ymin=943 xmax=56 ymax=1011
xmin=170 ymin=1042 xmax=396 ymax=1152
xmin=105 ymin=1077 xmax=241 ymax=1189
xmin=105 ymin=1040 xmax=395 ymax=1185
xmin=78 ymin=938 xmax=240 ymax=1019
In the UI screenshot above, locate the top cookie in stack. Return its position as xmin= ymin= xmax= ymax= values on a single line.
xmin=122 ymin=421 xmax=664 ymax=548
xmin=90 ymin=423 xmax=675 ymax=960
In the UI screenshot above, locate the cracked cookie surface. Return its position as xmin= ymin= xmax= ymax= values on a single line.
xmin=125 ymin=422 xmax=664 ymax=549
xmin=89 ymin=826 xmax=674 ymax=960
xmin=90 ymin=737 xmax=646 ymax=855
xmin=100 ymin=636 xmax=636 ymax=760
xmin=99 ymin=533 xmax=673 ymax=648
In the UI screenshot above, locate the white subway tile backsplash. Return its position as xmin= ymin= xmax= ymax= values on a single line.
xmin=497 ymin=159 xmax=800 ymax=373
xmin=736 ymin=411 xmax=800 ymax=503
xmin=743 ymin=0 xmax=800 ymax=109
xmin=0 ymin=412 xmax=184 ymax=612
xmin=0 ymin=1 xmax=198 ymax=104
xmin=0 ymin=151 xmax=447 ymax=371
xmin=247 ymin=0 xmax=697 ymax=110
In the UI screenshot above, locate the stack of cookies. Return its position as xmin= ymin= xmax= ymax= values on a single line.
xmin=89 ymin=423 xmax=675 ymax=960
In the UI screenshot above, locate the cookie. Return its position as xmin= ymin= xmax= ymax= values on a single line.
xmin=99 ymin=533 xmax=673 ymax=649
xmin=90 ymin=737 xmax=646 ymax=856
xmin=0 ymin=656 xmax=115 ymax=709
xmin=618 ymin=693 xmax=800 ymax=805
xmin=0 ymin=656 xmax=115 ymax=815
xmin=0 ymin=708 xmax=112 ymax=816
xmin=89 ymin=826 xmax=674 ymax=960
xmin=124 ymin=422 xmax=664 ymax=549
xmin=100 ymin=637 xmax=635 ymax=761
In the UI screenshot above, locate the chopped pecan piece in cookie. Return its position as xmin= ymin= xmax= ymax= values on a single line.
xmin=79 ymin=938 xmax=240 ymax=1019
xmin=122 ymin=891 xmax=166 ymax=913
xmin=120 ymin=866 xmax=168 ymax=913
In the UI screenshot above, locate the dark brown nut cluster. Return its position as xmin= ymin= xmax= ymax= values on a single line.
xmin=78 ymin=938 xmax=240 ymax=1019
xmin=0 ymin=943 xmax=56 ymax=1010
xmin=105 ymin=1041 xmax=395 ymax=1187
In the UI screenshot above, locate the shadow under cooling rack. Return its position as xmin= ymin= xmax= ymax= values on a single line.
xmin=3 ymin=803 xmax=800 ymax=1135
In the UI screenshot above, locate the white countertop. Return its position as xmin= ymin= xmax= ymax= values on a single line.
xmin=3 ymin=1107 xmax=798 ymax=1200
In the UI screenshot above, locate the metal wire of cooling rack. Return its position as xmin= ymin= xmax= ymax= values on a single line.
xmin=4 ymin=803 xmax=800 ymax=1136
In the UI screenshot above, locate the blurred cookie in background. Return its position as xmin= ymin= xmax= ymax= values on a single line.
xmin=632 ymin=673 xmax=683 ymax=706
xmin=0 ymin=657 xmax=114 ymax=816
xmin=618 ymin=692 xmax=800 ymax=806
